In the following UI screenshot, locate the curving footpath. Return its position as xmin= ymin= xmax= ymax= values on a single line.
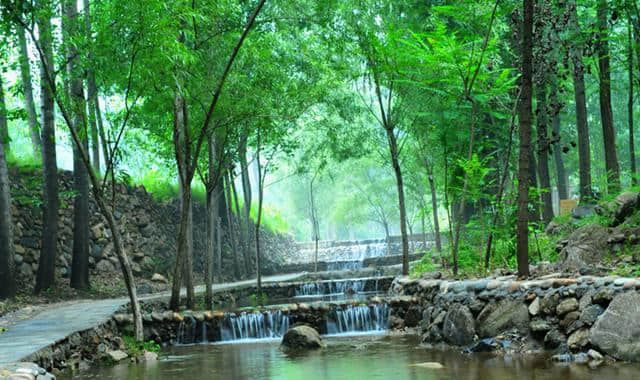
xmin=0 ymin=273 xmax=304 ymax=366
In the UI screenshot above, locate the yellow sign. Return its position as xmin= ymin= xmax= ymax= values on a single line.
xmin=559 ymin=199 xmax=578 ymax=215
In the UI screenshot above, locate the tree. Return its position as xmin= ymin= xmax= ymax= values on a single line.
xmin=567 ymin=0 xmax=593 ymax=200
xmin=517 ymin=0 xmax=533 ymax=278
xmin=64 ymin=0 xmax=91 ymax=290
xmin=629 ymin=20 xmax=637 ymax=185
xmin=0 ymin=74 xmax=14 ymax=299
xmin=34 ymin=1 xmax=59 ymax=294
xmin=0 ymin=74 xmax=7 ymax=153
xmin=596 ymin=0 xmax=620 ymax=194
xmin=17 ymin=25 xmax=41 ymax=155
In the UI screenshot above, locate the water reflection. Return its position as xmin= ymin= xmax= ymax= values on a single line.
xmin=62 ymin=335 xmax=640 ymax=380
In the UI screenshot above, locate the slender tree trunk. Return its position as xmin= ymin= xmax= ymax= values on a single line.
xmin=309 ymin=171 xmax=320 ymax=272
xmin=217 ymin=216 xmax=222 ymax=281
xmin=568 ymin=0 xmax=593 ymax=200
xmin=0 ymin=77 xmax=8 ymax=152
xmin=427 ymin=168 xmax=442 ymax=253
xmin=63 ymin=0 xmax=91 ymax=290
xmin=34 ymin=5 xmax=59 ymax=294
xmin=230 ymin=174 xmax=250 ymax=277
xmin=180 ymin=180 xmax=195 ymax=308
xmin=83 ymin=0 xmax=100 ymax=172
xmin=215 ymin=181 xmax=225 ymax=279
xmin=95 ymin=96 xmax=109 ymax=169
xmin=225 ymin=172 xmax=240 ymax=279
xmin=17 ymin=25 xmax=41 ymax=155
xmin=550 ymin=82 xmax=568 ymax=199
xmin=383 ymin=222 xmax=391 ymax=256
xmin=517 ymin=0 xmax=533 ymax=278
xmin=597 ymin=0 xmax=621 ymax=193
xmin=255 ymin=130 xmax=264 ymax=293
xmin=0 ymin=87 xmax=15 ymax=299
xmin=204 ymin=137 xmax=216 ymax=308
xmin=239 ymin=133 xmax=253 ymax=276
xmin=630 ymin=21 xmax=637 ymax=185
xmin=536 ymin=82 xmax=554 ymax=223
xmin=385 ymin=127 xmax=409 ymax=275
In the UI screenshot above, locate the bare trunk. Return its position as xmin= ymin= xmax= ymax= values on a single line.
xmin=517 ymin=0 xmax=533 ymax=278
xmin=0 ymin=77 xmax=7 ymax=152
xmin=597 ymin=0 xmax=621 ymax=194
xmin=239 ymin=134 xmax=253 ymax=276
xmin=255 ymin=130 xmax=264 ymax=293
xmin=385 ymin=127 xmax=409 ymax=275
xmin=225 ymin=172 xmax=240 ymax=279
xmin=427 ymin=169 xmax=442 ymax=253
xmin=17 ymin=25 xmax=42 ymax=155
xmin=383 ymin=222 xmax=391 ymax=256
xmin=34 ymin=7 xmax=59 ymax=294
xmin=83 ymin=0 xmax=100 ymax=172
xmin=0 ymin=88 xmax=15 ymax=299
xmin=205 ymin=184 xmax=214 ymax=309
xmin=536 ymin=82 xmax=554 ymax=223
xmin=230 ymin=174 xmax=250 ymax=277
xmin=550 ymin=82 xmax=568 ymax=200
xmin=630 ymin=21 xmax=637 ymax=185
xmin=63 ymin=0 xmax=91 ymax=290
xmin=568 ymin=0 xmax=593 ymax=200
xmin=95 ymin=96 xmax=109 ymax=170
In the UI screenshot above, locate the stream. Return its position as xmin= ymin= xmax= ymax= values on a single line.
xmin=61 ymin=334 xmax=640 ymax=379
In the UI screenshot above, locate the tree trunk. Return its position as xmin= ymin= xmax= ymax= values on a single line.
xmin=383 ymin=222 xmax=391 ymax=256
xmin=225 ymin=172 xmax=240 ymax=279
xmin=169 ymin=94 xmax=195 ymax=310
xmin=83 ymin=0 xmax=100 ymax=172
xmin=517 ymin=0 xmax=533 ymax=279
xmin=427 ymin=168 xmax=442 ymax=253
xmin=230 ymin=173 xmax=250 ymax=277
xmin=63 ymin=0 xmax=91 ymax=290
xmin=255 ymin=130 xmax=264 ymax=293
xmin=550 ymin=82 xmax=568 ymax=200
xmin=597 ymin=0 xmax=621 ymax=194
xmin=568 ymin=0 xmax=593 ymax=200
xmin=239 ymin=133 xmax=253 ymax=276
xmin=204 ymin=136 xmax=216 ymax=308
xmin=0 ymin=87 xmax=15 ymax=299
xmin=528 ymin=144 xmax=540 ymax=223
xmin=181 ymin=180 xmax=195 ymax=308
xmin=17 ymin=25 xmax=42 ymax=155
xmin=385 ymin=127 xmax=409 ymax=275
xmin=0 ymin=76 xmax=8 ymax=152
xmin=34 ymin=6 xmax=59 ymax=294
xmin=215 ymin=181 xmax=225 ymax=280
xmin=630 ymin=21 xmax=637 ymax=185
xmin=95 ymin=96 xmax=109 ymax=170
xmin=536 ymin=82 xmax=554 ymax=223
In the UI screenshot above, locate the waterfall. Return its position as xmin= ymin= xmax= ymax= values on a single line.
xmin=177 ymin=316 xmax=198 ymax=344
xmin=325 ymin=304 xmax=390 ymax=335
xmin=295 ymin=279 xmax=367 ymax=297
xmin=219 ymin=310 xmax=290 ymax=342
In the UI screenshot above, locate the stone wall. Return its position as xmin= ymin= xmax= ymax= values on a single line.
xmin=9 ymin=169 xmax=296 ymax=285
xmin=269 ymin=253 xmax=423 ymax=275
xmin=391 ymin=274 xmax=640 ymax=362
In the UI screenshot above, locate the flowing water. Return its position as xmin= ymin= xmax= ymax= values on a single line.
xmin=61 ymin=334 xmax=640 ymax=380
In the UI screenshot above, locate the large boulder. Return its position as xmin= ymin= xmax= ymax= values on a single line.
xmin=596 ymin=192 xmax=640 ymax=225
xmin=590 ymin=292 xmax=640 ymax=361
xmin=476 ymin=300 xmax=529 ymax=338
xmin=281 ymin=326 xmax=325 ymax=351
xmin=442 ymin=305 xmax=475 ymax=346
xmin=558 ymin=225 xmax=610 ymax=272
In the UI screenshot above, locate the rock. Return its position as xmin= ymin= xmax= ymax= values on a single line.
xmin=558 ymin=225 xmax=610 ymax=272
xmin=540 ymin=293 xmax=560 ymax=315
xmin=410 ymin=362 xmax=444 ymax=369
xmin=96 ymin=260 xmax=115 ymax=273
xmin=552 ymin=354 xmax=574 ymax=362
xmin=574 ymin=352 xmax=589 ymax=364
xmin=528 ymin=297 xmax=540 ymax=316
xmin=591 ymin=292 xmax=640 ymax=361
xmin=281 ymin=326 xmax=325 ymax=351
xmin=151 ymin=273 xmax=168 ymax=283
xmin=107 ymin=350 xmax=128 ymax=362
xmin=143 ymin=351 xmax=158 ymax=362
xmin=0 ymin=362 xmax=54 ymax=380
xmin=572 ymin=205 xmax=596 ymax=219
xmin=19 ymin=263 xmax=33 ymax=277
xmin=442 ymin=306 xmax=475 ymax=346
xmin=592 ymin=287 xmax=614 ymax=306
xmin=91 ymin=224 xmax=104 ymax=240
xmin=567 ymin=328 xmax=590 ymax=351
xmin=612 ymin=192 xmax=640 ymax=224
xmin=544 ymin=329 xmax=565 ymax=349
xmin=556 ymin=298 xmax=579 ymax=316
xmin=530 ymin=319 xmax=552 ymax=333
xmin=579 ymin=304 xmax=604 ymax=326
xmin=476 ymin=300 xmax=529 ymax=338
xmin=588 ymin=349 xmax=604 ymax=361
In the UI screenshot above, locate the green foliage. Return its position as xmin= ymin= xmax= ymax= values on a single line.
xmin=248 ymin=292 xmax=268 ymax=307
xmin=123 ymin=335 xmax=161 ymax=357
xmin=410 ymin=252 xmax=438 ymax=277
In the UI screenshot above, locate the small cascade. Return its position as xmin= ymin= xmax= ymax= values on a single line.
xmin=177 ymin=316 xmax=198 ymax=344
xmin=219 ymin=310 xmax=290 ymax=342
xmin=325 ymin=304 xmax=390 ymax=335
xmin=295 ymin=279 xmax=367 ymax=297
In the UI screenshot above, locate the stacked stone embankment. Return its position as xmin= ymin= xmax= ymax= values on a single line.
xmin=392 ymin=274 xmax=640 ymax=363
